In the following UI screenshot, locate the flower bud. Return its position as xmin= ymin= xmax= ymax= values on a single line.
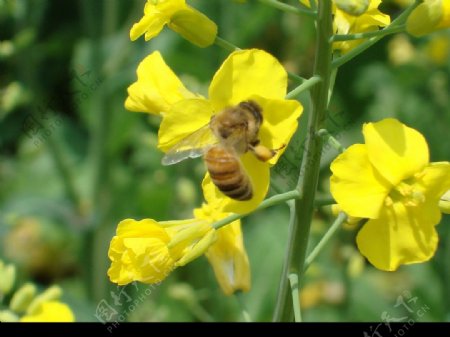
xmin=334 ymin=0 xmax=370 ymax=16
xmin=9 ymin=283 xmax=37 ymax=314
xmin=0 ymin=262 xmax=16 ymax=296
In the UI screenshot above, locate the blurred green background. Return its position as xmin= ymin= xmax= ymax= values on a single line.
xmin=1 ymin=0 xmax=449 ymax=322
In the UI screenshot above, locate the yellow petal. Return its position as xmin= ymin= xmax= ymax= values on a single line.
xmin=205 ymin=221 xmax=251 ymax=295
xmin=158 ymin=98 xmax=213 ymax=152
xmin=208 ymin=49 xmax=288 ymax=111
xmin=415 ymin=162 xmax=450 ymax=211
xmin=20 ymin=301 xmax=75 ymax=322
xmin=130 ymin=13 xmax=166 ymax=41
xmin=130 ymin=0 xmax=186 ymax=41
xmin=202 ymin=152 xmax=271 ymax=214
xmin=356 ymin=200 xmax=439 ymax=271
xmin=252 ymin=96 xmax=303 ymax=165
xmin=169 ymin=6 xmax=217 ymax=47
xmin=125 ymin=51 xmax=195 ymax=114
xmin=364 ymin=0 xmax=391 ymax=26
xmin=116 ymin=218 xmax=170 ymax=239
xmin=363 ymin=118 xmax=429 ymax=186
xmin=330 ymin=144 xmax=391 ymax=218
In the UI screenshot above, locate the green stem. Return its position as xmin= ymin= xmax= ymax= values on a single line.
xmin=273 ymin=200 xmax=296 ymax=321
xmin=257 ymin=0 xmax=317 ymax=17
xmin=212 ymin=190 xmax=299 ymax=230
xmin=214 ymin=36 xmax=240 ymax=52
xmin=274 ymin=0 xmax=333 ymax=322
xmin=314 ymin=196 xmax=335 ymax=207
xmin=331 ymin=25 xmax=405 ymax=42
xmin=288 ymin=273 xmax=301 ymax=322
xmin=328 ymin=66 xmax=338 ymax=104
xmin=332 ymin=1 xmax=421 ymax=68
xmin=317 ymin=128 xmax=346 ymax=153
xmin=286 ymin=76 xmax=322 ymax=99
xmin=304 ymin=212 xmax=348 ymax=270
xmin=235 ymin=292 xmax=252 ymax=322
xmin=288 ymin=72 xmax=308 ymax=85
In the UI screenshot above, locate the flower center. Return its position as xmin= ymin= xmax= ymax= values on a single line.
xmin=386 ymin=179 xmax=425 ymax=207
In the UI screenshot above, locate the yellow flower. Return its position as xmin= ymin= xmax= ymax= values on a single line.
xmin=20 ymin=301 xmax=75 ymax=322
xmin=125 ymin=51 xmax=198 ymax=114
xmin=157 ymin=49 xmax=303 ymax=214
xmin=108 ymin=218 xmax=216 ymax=285
xmin=333 ymin=0 xmax=391 ymax=52
xmin=195 ymin=203 xmax=250 ymax=295
xmin=130 ymin=0 xmax=217 ymax=47
xmin=330 ymin=118 xmax=450 ymax=271
xmin=406 ymin=0 xmax=450 ymax=37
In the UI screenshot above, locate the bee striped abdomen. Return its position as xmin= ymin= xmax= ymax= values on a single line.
xmin=205 ymin=147 xmax=253 ymax=201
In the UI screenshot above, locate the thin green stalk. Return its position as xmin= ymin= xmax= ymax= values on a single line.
xmin=214 ymin=36 xmax=240 ymax=52
xmin=288 ymin=273 xmax=301 ymax=322
xmin=304 ymin=212 xmax=348 ymax=270
xmin=235 ymin=292 xmax=252 ymax=322
xmin=317 ymin=128 xmax=346 ymax=153
xmin=328 ymin=67 xmax=338 ymax=104
xmin=214 ymin=36 xmax=305 ymax=84
xmin=288 ymin=72 xmax=308 ymax=84
xmin=258 ymin=0 xmax=317 ymax=17
xmin=273 ymin=200 xmax=296 ymax=321
xmin=314 ymin=196 xmax=335 ymax=207
xmin=274 ymin=0 xmax=333 ymax=322
xmin=332 ymin=1 xmax=421 ymax=68
xmin=212 ymin=190 xmax=299 ymax=230
xmin=331 ymin=25 xmax=405 ymax=42
xmin=286 ymin=76 xmax=322 ymax=99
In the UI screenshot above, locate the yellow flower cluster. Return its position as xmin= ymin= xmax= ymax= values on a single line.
xmin=0 ymin=260 xmax=74 ymax=322
xmin=111 ymin=22 xmax=302 ymax=293
xmin=109 ymin=0 xmax=450 ymax=297
xmin=300 ymin=0 xmax=391 ymax=53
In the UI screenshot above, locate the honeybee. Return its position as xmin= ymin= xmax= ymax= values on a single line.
xmin=162 ymin=100 xmax=284 ymax=201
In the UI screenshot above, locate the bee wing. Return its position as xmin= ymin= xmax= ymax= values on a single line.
xmin=161 ymin=124 xmax=219 ymax=166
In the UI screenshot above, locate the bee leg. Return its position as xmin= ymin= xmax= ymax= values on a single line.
xmin=250 ymin=139 xmax=260 ymax=147
xmin=250 ymin=143 xmax=286 ymax=162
